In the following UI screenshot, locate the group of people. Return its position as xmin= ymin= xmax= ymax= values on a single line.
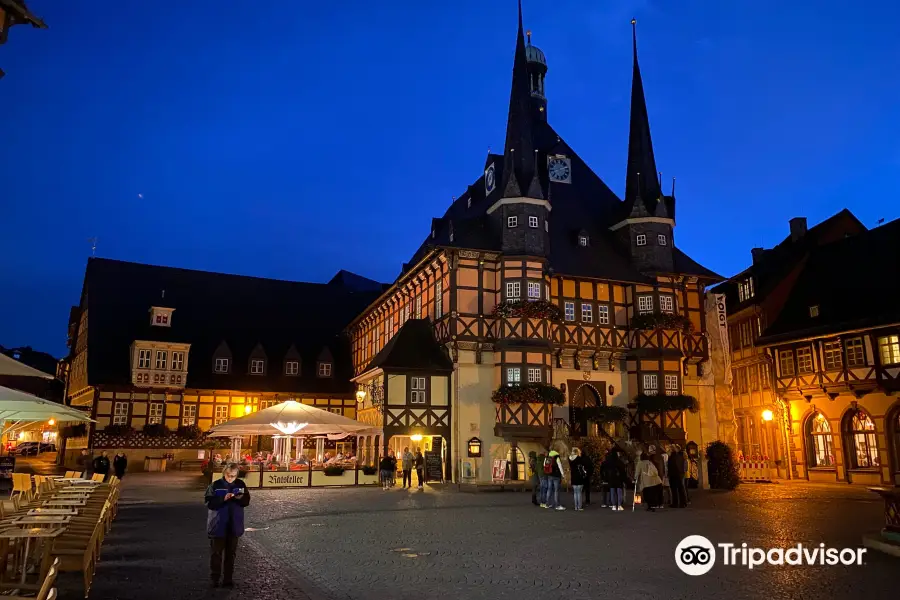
xmin=529 ymin=443 xmax=691 ymax=512
xmin=378 ymin=447 xmax=425 ymax=490
xmin=75 ymin=449 xmax=128 ymax=480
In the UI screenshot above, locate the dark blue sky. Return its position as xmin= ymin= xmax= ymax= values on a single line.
xmin=2 ymin=0 xmax=899 ymax=357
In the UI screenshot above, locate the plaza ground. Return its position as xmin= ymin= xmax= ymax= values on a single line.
xmin=50 ymin=471 xmax=897 ymax=600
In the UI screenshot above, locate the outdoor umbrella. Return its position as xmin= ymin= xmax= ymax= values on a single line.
xmin=0 ymin=385 xmax=93 ymax=439
xmin=0 ymin=353 xmax=55 ymax=379
xmin=206 ymin=400 xmax=374 ymax=437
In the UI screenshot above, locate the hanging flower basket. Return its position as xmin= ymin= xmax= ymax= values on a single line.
xmin=633 ymin=393 xmax=699 ymax=413
xmin=581 ymin=405 xmax=629 ymax=423
xmin=103 ymin=424 xmax=134 ymax=437
xmin=323 ymin=466 xmax=345 ymax=476
xmin=491 ymin=383 xmax=565 ymax=405
xmin=142 ymin=423 xmax=170 ymax=438
xmin=491 ymin=300 xmax=562 ymax=322
xmin=630 ymin=312 xmax=694 ymax=333
xmin=177 ymin=424 xmax=203 ymax=440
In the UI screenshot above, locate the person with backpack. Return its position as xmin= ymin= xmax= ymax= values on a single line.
xmin=568 ymin=447 xmax=588 ymax=511
xmin=542 ymin=449 xmax=566 ymax=511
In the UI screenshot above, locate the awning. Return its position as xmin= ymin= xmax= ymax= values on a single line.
xmin=0 ymin=353 xmax=55 ymax=379
xmin=0 ymin=385 xmax=93 ymax=439
xmin=207 ymin=400 xmax=377 ymax=438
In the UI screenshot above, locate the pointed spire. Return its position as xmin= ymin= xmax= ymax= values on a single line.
xmin=501 ymin=0 xmax=543 ymax=200
xmin=623 ymin=18 xmax=661 ymax=212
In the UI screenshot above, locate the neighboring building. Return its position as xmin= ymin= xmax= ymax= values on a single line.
xmin=755 ymin=218 xmax=900 ymax=486
xmin=0 ymin=345 xmax=63 ymax=400
xmin=61 ymin=258 xmax=384 ymax=468
xmin=348 ymin=8 xmax=721 ymax=483
xmin=711 ymin=210 xmax=867 ymax=479
xmin=0 ymin=0 xmax=46 ymax=79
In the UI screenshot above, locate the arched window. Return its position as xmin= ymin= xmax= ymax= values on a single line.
xmin=844 ymin=409 xmax=880 ymax=469
xmin=805 ymin=412 xmax=835 ymax=468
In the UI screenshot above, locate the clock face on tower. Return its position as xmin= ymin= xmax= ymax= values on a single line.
xmin=484 ymin=163 xmax=496 ymax=194
xmin=547 ymin=156 xmax=571 ymax=183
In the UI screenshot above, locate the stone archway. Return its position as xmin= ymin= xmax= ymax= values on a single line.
xmin=570 ymin=383 xmax=605 ymax=438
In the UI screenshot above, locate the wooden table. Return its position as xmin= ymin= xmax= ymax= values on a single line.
xmin=11 ymin=516 xmax=72 ymax=527
xmin=42 ymin=500 xmax=86 ymax=507
xmin=53 ymin=490 xmax=93 ymax=497
xmin=0 ymin=526 xmax=65 ymax=584
xmin=27 ymin=508 xmax=78 ymax=517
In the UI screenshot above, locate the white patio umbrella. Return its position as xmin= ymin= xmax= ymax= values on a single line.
xmin=0 ymin=385 xmax=93 ymax=439
xmin=0 ymin=353 xmax=55 ymax=379
xmin=206 ymin=400 xmax=373 ymax=437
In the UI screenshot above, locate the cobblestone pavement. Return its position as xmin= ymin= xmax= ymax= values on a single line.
xmin=55 ymin=475 xmax=896 ymax=600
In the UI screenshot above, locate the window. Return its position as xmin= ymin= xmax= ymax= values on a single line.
xmin=636 ymin=234 xmax=647 ymax=246
xmin=740 ymin=321 xmax=752 ymax=348
xmin=544 ymin=220 xmax=549 ymax=232
xmin=155 ymin=350 xmax=167 ymax=370
xmin=527 ymin=368 xmax=542 ymax=383
xmin=578 ymin=236 xmax=588 ymax=247
xmin=318 ymin=362 xmax=332 ymax=377
xmin=749 ymin=366 xmax=759 ymax=391
xmin=823 ymin=341 xmax=842 ymax=371
xmin=403 ymin=303 xmax=410 ymax=322
xmin=738 ymin=277 xmax=755 ymax=302
xmin=214 ymin=405 xmax=229 ymax=425
xmin=435 ymin=280 xmax=443 ymax=318
xmin=878 ymin=335 xmax=900 ymax=365
xmin=660 ymin=296 xmax=674 ymax=313
xmin=214 ymin=357 xmax=229 ymax=374
xmin=507 ymin=216 xmax=518 ymax=228
xmin=138 ymin=349 xmax=151 ymax=369
xmin=733 ymin=368 xmax=747 ymax=394
xmin=779 ymin=350 xmax=795 ymax=376
xmin=637 ymin=296 xmax=653 ymax=314
xmin=664 ymin=374 xmax=678 ymax=395
xmin=761 ymin=363 xmax=771 ymax=388
xmin=410 ymin=377 xmax=426 ymax=404
xmin=112 ymin=402 xmax=128 ymax=426
xmin=845 ymin=410 xmax=879 ymax=469
xmin=415 ymin=296 xmax=422 ymax=318
xmin=528 ymin=215 xmax=539 ymax=228
xmin=809 ymin=305 xmax=820 ymax=318
xmin=506 ymin=367 xmax=521 ymax=386
xmin=581 ymin=303 xmax=593 ymax=323
xmin=172 ymin=351 xmax=184 ymax=371
xmin=796 ymin=347 xmax=813 ymax=373
xmin=658 ymin=234 xmax=667 ymax=246
xmin=182 ymin=404 xmax=197 ymax=426
xmin=505 ymin=281 xmax=521 ymax=300
xmin=805 ymin=413 xmax=834 ymax=468
xmin=285 ymin=361 xmax=299 ymax=376
xmin=328 ymin=408 xmax=343 ymax=415
xmin=642 ymin=374 xmax=658 ymax=395
xmin=564 ymin=302 xmax=575 ymax=322
xmin=845 ymin=337 xmax=865 ymax=367
xmin=598 ymin=306 xmax=610 ymax=325
xmin=148 ymin=403 xmax=163 ymax=425
xmin=250 ymin=359 xmax=265 ymax=374
xmin=527 ymin=281 xmax=541 ymax=300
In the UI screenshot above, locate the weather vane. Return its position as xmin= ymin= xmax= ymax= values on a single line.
xmin=88 ymin=237 xmax=98 ymax=257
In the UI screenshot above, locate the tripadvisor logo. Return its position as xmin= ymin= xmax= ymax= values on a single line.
xmin=675 ymin=535 xmax=867 ymax=576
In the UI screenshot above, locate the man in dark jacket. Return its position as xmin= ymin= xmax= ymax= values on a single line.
xmin=582 ymin=452 xmax=594 ymax=506
xmin=668 ymin=445 xmax=687 ymax=508
xmin=205 ymin=464 xmax=251 ymax=587
xmin=92 ymin=451 xmax=110 ymax=480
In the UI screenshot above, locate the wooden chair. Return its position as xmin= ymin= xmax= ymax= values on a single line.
xmin=49 ymin=520 xmax=102 ymax=597
xmin=89 ymin=474 xmax=104 ymax=483
xmin=1 ymin=556 xmax=58 ymax=599
xmin=11 ymin=474 xmax=33 ymax=502
xmin=64 ymin=471 xmax=77 ymax=479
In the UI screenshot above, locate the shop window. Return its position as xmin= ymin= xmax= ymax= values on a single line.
xmin=805 ymin=412 xmax=834 ymax=468
xmin=844 ymin=409 xmax=880 ymax=469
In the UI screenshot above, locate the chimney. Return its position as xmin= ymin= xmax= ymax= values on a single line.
xmin=789 ymin=217 xmax=807 ymax=242
xmin=751 ymin=247 xmax=765 ymax=263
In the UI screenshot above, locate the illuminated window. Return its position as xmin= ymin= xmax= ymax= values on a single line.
xmin=637 ymin=295 xmax=653 ymax=314
xmin=507 ymin=216 xmax=518 ymax=228
xmin=181 ymin=404 xmax=197 ymax=426
xmin=172 ymin=352 xmax=184 ymax=371
xmin=823 ymin=341 xmax=842 ymax=371
xmin=527 ymin=368 xmax=541 ymax=383
xmin=779 ymin=350 xmax=794 ymax=376
xmin=564 ymin=302 xmax=575 ymax=322
xmin=435 ymin=280 xmax=443 ymax=318
xmin=809 ymin=305 xmax=820 ymax=318
xmin=505 ymin=281 xmax=521 ymax=300
xmin=528 ymin=216 xmax=539 ymax=228
xmin=138 ymin=349 xmax=151 ymax=369
xmin=581 ymin=303 xmax=593 ymax=323
xmin=805 ymin=413 xmax=834 ymax=468
xmin=527 ymin=281 xmax=541 ymax=300
xmin=148 ymin=403 xmax=163 ymax=425
xmin=642 ymin=374 xmax=658 ymax=395
xmin=578 ymin=235 xmax=589 ymax=247
xmin=844 ymin=410 xmax=879 ymax=469
xmin=878 ymin=335 xmax=900 ymax=365
xmin=214 ymin=405 xmax=229 ymax=425
xmin=285 ymin=361 xmax=299 ymax=376
xmin=506 ymin=368 xmax=521 ymax=386
xmin=660 ymin=296 xmax=674 ymax=313
xmin=155 ymin=350 xmax=167 ymax=370
xmin=112 ymin=402 xmax=128 ymax=426
xmin=598 ymin=305 xmax=610 ymax=325
xmin=738 ymin=277 xmax=755 ymax=302
xmin=214 ymin=358 xmax=229 ymax=374
xmin=636 ymin=234 xmax=647 ymax=246
xmin=318 ymin=362 xmax=332 ymax=377
xmin=796 ymin=347 xmax=813 ymax=373
xmin=664 ymin=374 xmax=678 ymax=396
xmin=410 ymin=377 xmax=426 ymax=404
xmin=845 ymin=338 xmax=865 ymax=367
xmin=250 ymin=359 xmax=265 ymax=375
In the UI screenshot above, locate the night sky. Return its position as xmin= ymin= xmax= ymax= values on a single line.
xmin=2 ymin=0 xmax=899 ymax=358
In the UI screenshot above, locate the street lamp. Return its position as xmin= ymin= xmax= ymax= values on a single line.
xmin=761 ymin=409 xmax=774 ymax=422
xmin=356 ymin=389 xmax=366 ymax=404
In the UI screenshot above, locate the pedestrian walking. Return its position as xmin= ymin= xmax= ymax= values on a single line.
xmin=602 ymin=449 xmax=628 ymax=511
xmin=536 ymin=448 xmax=549 ymax=507
xmin=582 ymin=450 xmax=594 ymax=506
xmin=668 ymin=445 xmax=688 ymax=508
xmin=400 ymin=447 xmax=414 ymax=489
xmin=113 ymin=452 xmax=128 ymax=479
xmin=379 ymin=451 xmax=395 ymax=490
xmin=205 ymin=463 xmax=251 ymax=588
xmin=92 ymin=451 xmax=110 ymax=481
xmin=542 ymin=450 xmax=566 ymax=511
xmin=75 ymin=449 xmax=92 ymax=478
xmin=568 ymin=448 xmax=588 ymax=511
xmin=414 ymin=448 xmax=425 ymax=488
xmin=635 ymin=452 xmax=663 ymax=512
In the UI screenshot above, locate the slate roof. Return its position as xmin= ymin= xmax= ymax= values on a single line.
xmin=395 ymin=10 xmax=716 ymax=286
xmin=81 ymin=258 xmax=383 ymax=394
xmin=362 ymin=319 xmax=453 ymax=374
xmin=757 ymin=218 xmax=900 ymax=344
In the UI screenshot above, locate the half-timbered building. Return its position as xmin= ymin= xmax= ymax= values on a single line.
xmin=348 ymin=5 xmax=721 ymax=483
xmin=62 ymin=258 xmax=383 ymax=469
xmin=754 ymin=218 xmax=900 ymax=486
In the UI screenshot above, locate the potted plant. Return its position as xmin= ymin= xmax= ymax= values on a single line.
xmin=103 ymin=424 xmax=134 ymax=437
xmin=491 ymin=382 xmax=565 ymax=405
xmin=491 ymin=299 xmax=563 ymax=322
xmin=630 ymin=312 xmax=694 ymax=333
xmin=632 ymin=393 xmax=699 ymax=413
xmin=323 ymin=465 xmax=345 ymax=476
xmin=361 ymin=465 xmax=377 ymax=476
xmin=582 ymin=405 xmax=629 ymax=423
xmin=142 ymin=423 xmax=170 ymax=438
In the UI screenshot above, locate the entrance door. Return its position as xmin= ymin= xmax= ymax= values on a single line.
xmin=506 ymin=446 xmax=526 ymax=480
xmin=570 ymin=384 xmax=604 ymax=437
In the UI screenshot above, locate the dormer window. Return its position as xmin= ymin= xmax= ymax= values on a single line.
xmin=214 ymin=358 xmax=229 ymax=374
xmin=508 ymin=216 xmax=518 ymax=228
xmin=285 ymin=360 xmax=299 ymax=376
xmin=250 ymin=359 xmax=265 ymax=375
xmin=578 ymin=235 xmax=589 ymax=247
xmin=150 ymin=306 xmax=174 ymax=327
xmin=636 ymin=234 xmax=647 ymax=246
xmin=318 ymin=362 xmax=332 ymax=377
xmin=529 ymin=216 xmax=539 ymax=228
xmin=738 ymin=277 xmax=755 ymax=302
xmin=809 ymin=305 xmax=820 ymax=318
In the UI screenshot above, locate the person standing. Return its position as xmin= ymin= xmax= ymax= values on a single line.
xmin=568 ymin=448 xmax=587 ymax=511
xmin=75 ymin=449 xmax=92 ymax=478
xmin=635 ymin=452 xmax=662 ymax=512
xmin=400 ymin=447 xmax=414 ymax=489
xmin=205 ymin=464 xmax=251 ymax=588
xmin=668 ymin=445 xmax=687 ymax=508
xmin=543 ymin=450 xmax=566 ymax=511
xmin=582 ymin=450 xmax=594 ymax=506
xmin=379 ymin=451 xmax=394 ymax=491
xmin=528 ymin=451 xmax=540 ymax=506
xmin=92 ymin=451 xmax=110 ymax=481
xmin=536 ymin=448 xmax=549 ymax=508
xmin=603 ymin=450 xmax=627 ymax=511
xmin=414 ymin=448 xmax=425 ymax=489
xmin=113 ymin=452 xmax=128 ymax=479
